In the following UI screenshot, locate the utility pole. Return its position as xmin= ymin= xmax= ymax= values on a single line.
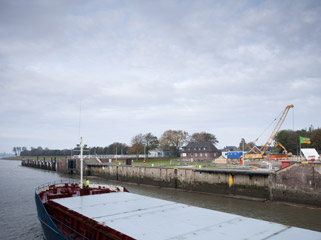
xmin=116 ymin=147 xmax=118 ymax=163
xmin=299 ymin=139 xmax=301 ymax=161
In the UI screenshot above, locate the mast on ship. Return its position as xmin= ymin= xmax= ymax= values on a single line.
xmin=80 ymin=137 xmax=84 ymax=189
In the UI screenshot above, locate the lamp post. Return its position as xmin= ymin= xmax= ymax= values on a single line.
xmin=242 ymin=140 xmax=245 ymax=166
xmin=116 ymin=147 xmax=118 ymax=163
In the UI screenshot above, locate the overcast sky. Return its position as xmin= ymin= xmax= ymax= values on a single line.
xmin=1 ymin=0 xmax=321 ymax=153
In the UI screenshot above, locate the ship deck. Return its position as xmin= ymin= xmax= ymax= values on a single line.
xmin=53 ymin=192 xmax=321 ymax=240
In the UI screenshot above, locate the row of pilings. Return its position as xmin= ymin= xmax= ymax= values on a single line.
xmin=21 ymin=158 xmax=56 ymax=171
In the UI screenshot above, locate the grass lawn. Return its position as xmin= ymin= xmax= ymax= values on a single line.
xmin=7 ymin=156 xmax=252 ymax=170
xmin=131 ymin=158 xmax=209 ymax=167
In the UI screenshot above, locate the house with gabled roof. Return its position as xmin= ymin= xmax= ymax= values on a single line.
xmin=180 ymin=141 xmax=221 ymax=162
xmin=221 ymin=146 xmax=240 ymax=152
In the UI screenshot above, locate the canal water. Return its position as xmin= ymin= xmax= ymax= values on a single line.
xmin=0 ymin=159 xmax=320 ymax=240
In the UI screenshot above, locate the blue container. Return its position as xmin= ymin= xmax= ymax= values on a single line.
xmin=226 ymin=151 xmax=243 ymax=159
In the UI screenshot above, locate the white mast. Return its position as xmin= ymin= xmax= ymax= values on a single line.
xmin=80 ymin=137 xmax=84 ymax=189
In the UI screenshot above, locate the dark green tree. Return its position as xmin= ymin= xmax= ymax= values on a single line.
xmin=143 ymin=133 xmax=159 ymax=152
xmin=275 ymin=130 xmax=301 ymax=155
xmin=311 ymin=128 xmax=321 ymax=152
xmin=190 ymin=132 xmax=219 ymax=145
xmin=239 ymin=138 xmax=246 ymax=151
xmin=108 ymin=142 xmax=128 ymax=155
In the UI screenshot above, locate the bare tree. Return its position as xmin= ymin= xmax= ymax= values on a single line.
xmin=159 ymin=130 xmax=189 ymax=156
xmin=128 ymin=134 xmax=144 ymax=159
xmin=12 ymin=147 xmax=17 ymax=156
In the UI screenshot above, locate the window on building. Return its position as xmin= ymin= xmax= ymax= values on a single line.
xmin=195 ymin=153 xmax=198 ymax=157
xmin=200 ymin=153 xmax=203 ymax=157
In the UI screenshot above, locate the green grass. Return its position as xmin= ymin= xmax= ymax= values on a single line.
xmin=7 ymin=156 xmax=252 ymax=170
xmin=130 ymin=158 xmax=210 ymax=167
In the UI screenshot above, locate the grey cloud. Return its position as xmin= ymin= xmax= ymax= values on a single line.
xmin=0 ymin=0 xmax=320 ymax=152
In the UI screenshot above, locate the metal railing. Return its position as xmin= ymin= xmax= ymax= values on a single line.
xmin=35 ymin=180 xmax=128 ymax=194
xmin=35 ymin=180 xmax=79 ymax=194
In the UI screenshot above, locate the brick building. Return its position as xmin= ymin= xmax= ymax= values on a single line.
xmin=180 ymin=142 xmax=220 ymax=162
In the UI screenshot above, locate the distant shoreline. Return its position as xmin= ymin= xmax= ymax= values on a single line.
xmin=1 ymin=156 xmax=67 ymax=161
xmin=0 ymin=157 xmax=22 ymax=161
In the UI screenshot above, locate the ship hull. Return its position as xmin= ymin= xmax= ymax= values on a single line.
xmin=35 ymin=180 xmax=130 ymax=240
xmin=35 ymin=181 xmax=321 ymax=240
xmin=35 ymin=191 xmax=67 ymax=240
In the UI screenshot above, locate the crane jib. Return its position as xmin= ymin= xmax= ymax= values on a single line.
xmin=247 ymin=104 xmax=294 ymax=159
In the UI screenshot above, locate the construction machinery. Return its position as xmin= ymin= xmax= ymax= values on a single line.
xmin=273 ymin=142 xmax=292 ymax=156
xmin=265 ymin=142 xmax=293 ymax=160
xmin=246 ymin=104 xmax=294 ymax=159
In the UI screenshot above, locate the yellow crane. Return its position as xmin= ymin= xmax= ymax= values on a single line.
xmin=246 ymin=104 xmax=294 ymax=159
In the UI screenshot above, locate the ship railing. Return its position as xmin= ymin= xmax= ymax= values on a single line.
xmin=36 ymin=180 xmax=80 ymax=194
xmin=36 ymin=180 xmax=127 ymax=194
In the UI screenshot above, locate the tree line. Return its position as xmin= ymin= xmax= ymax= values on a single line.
xmin=275 ymin=127 xmax=321 ymax=154
xmin=238 ymin=126 xmax=321 ymax=155
xmin=16 ymin=126 xmax=321 ymax=157
xmin=12 ymin=147 xmax=27 ymax=156
xmin=18 ymin=147 xmax=71 ymax=157
xmin=17 ymin=130 xmax=218 ymax=157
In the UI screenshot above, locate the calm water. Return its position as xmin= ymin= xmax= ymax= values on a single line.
xmin=0 ymin=159 xmax=320 ymax=240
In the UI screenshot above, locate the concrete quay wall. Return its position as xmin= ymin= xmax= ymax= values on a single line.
xmin=50 ymin=160 xmax=321 ymax=207
xmin=86 ymin=165 xmax=270 ymax=199
xmin=270 ymin=163 xmax=321 ymax=207
xmin=179 ymin=169 xmax=269 ymax=199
